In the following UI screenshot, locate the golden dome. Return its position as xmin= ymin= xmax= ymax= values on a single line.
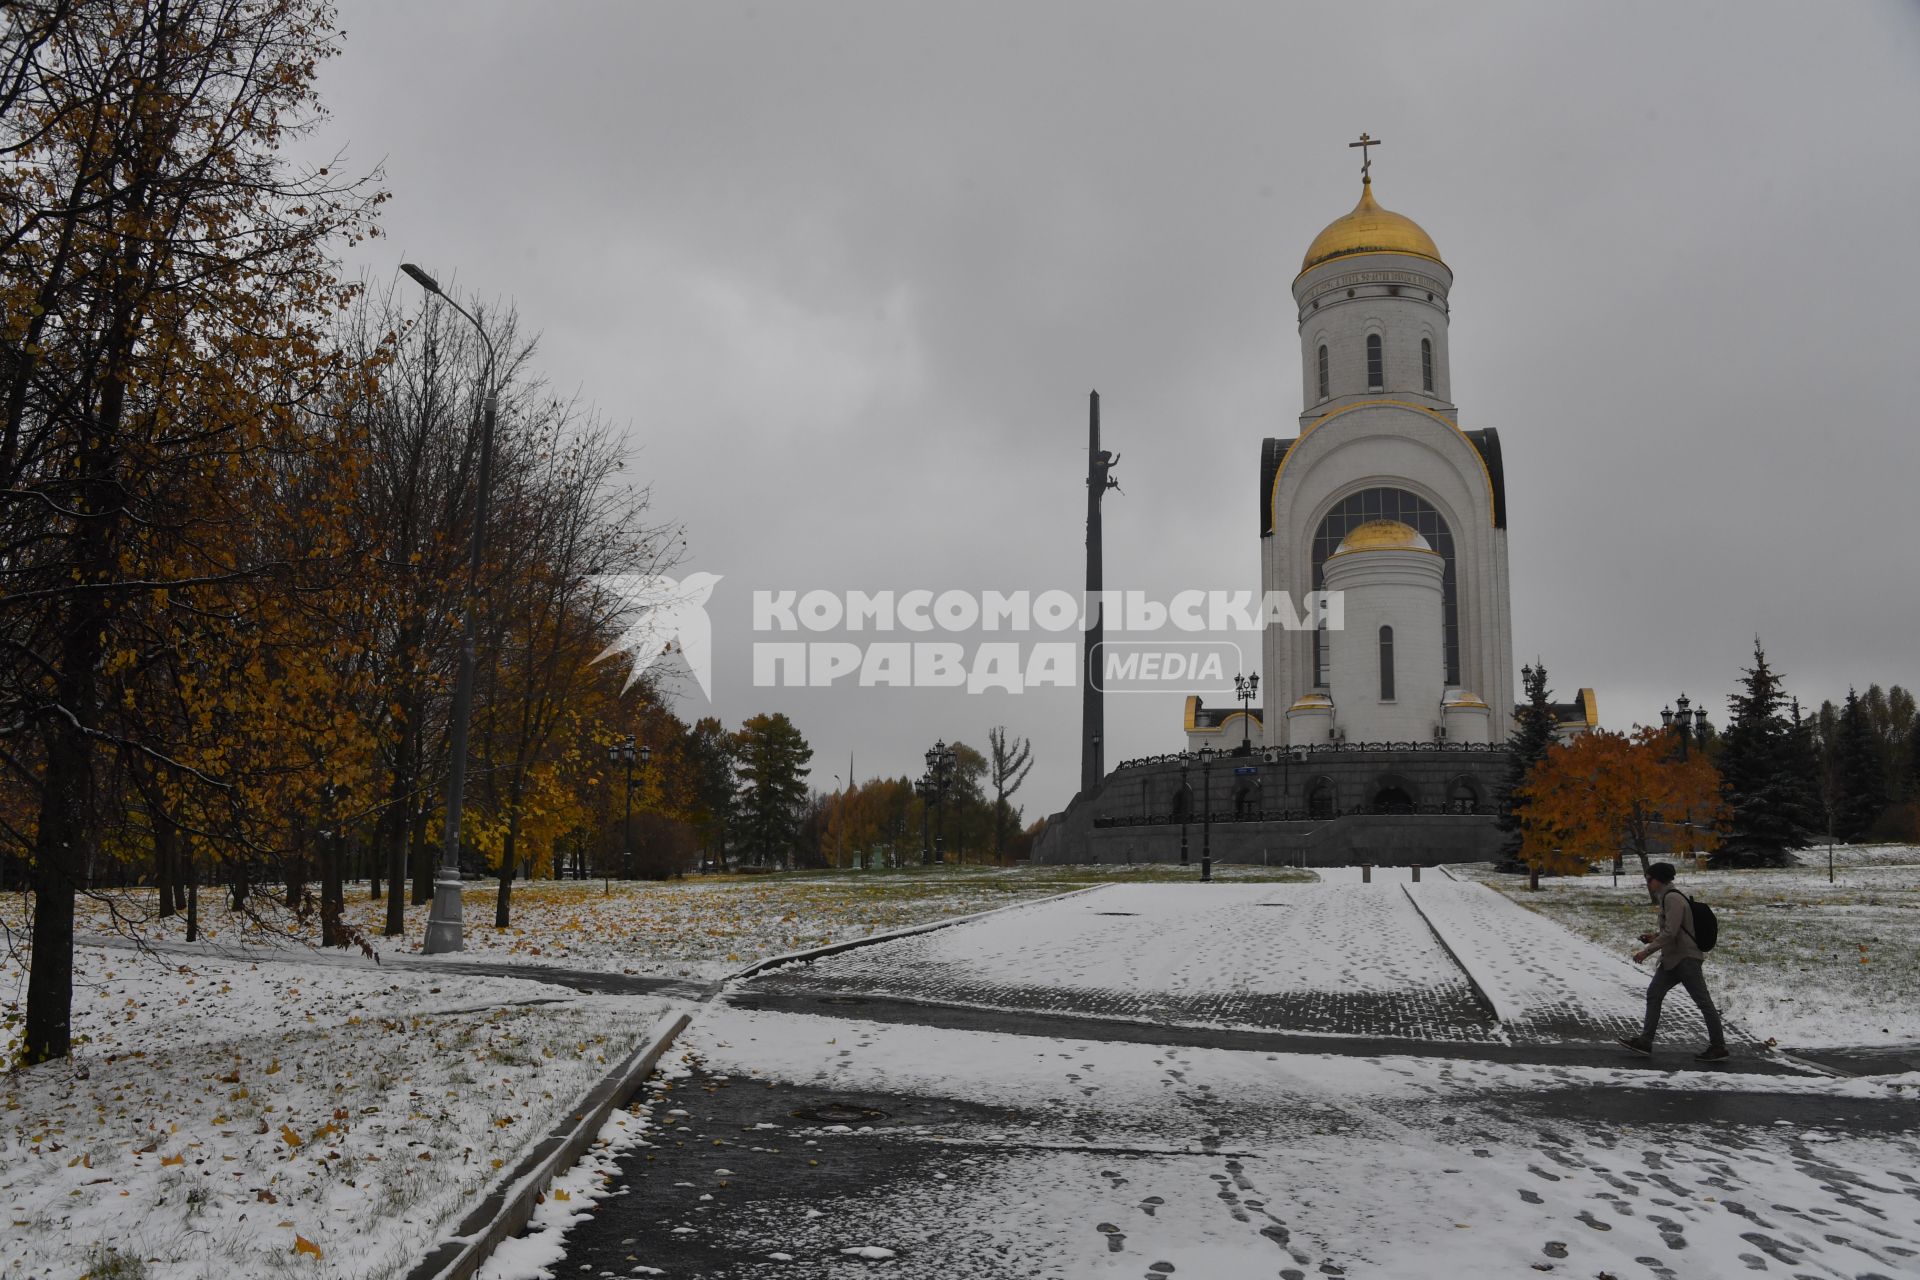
xmin=1332 ymin=519 xmax=1432 ymax=555
xmin=1300 ymin=178 xmax=1443 ymax=273
xmin=1290 ymin=693 xmax=1333 ymax=712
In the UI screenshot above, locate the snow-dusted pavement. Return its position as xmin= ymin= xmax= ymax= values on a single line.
xmin=495 ymin=878 xmax=1920 ymax=1280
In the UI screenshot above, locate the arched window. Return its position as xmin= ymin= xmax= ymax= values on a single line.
xmin=1365 ymin=333 xmax=1383 ymax=389
xmin=1317 ymin=344 xmax=1329 ymax=400
xmin=1421 ymin=338 xmax=1434 ymax=392
xmin=1312 ymin=488 xmax=1461 ymax=685
xmin=1448 ymin=776 xmax=1480 ymax=815
xmin=1308 ymin=777 xmax=1337 ymax=819
xmin=1379 ymin=625 xmax=1395 ymax=701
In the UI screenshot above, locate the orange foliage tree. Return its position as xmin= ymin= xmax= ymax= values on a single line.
xmin=1517 ymin=727 xmax=1728 ymax=894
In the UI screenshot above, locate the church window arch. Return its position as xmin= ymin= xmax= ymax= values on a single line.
xmin=1365 ymin=333 xmax=1384 ymax=390
xmin=1316 ymin=344 xmax=1329 ymax=400
xmin=1421 ymin=337 xmax=1434 ymax=392
xmin=1379 ymin=625 xmax=1395 ymax=701
xmin=1312 ymin=487 xmax=1461 ymax=686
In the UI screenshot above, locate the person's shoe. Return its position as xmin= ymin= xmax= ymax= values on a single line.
xmin=1617 ymin=1035 xmax=1653 ymax=1056
xmin=1694 ymin=1043 xmax=1730 ymax=1063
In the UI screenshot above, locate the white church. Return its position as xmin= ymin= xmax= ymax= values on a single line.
xmin=1042 ymin=143 xmax=1595 ymax=867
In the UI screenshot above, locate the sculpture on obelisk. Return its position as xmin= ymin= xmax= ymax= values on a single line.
xmin=1081 ymin=390 xmax=1120 ymax=798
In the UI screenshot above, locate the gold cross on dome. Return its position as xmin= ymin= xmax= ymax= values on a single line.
xmin=1349 ymin=132 xmax=1383 ymax=180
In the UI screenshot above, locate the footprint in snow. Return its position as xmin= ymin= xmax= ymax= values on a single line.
xmin=1575 ymin=1211 xmax=1611 ymax=1232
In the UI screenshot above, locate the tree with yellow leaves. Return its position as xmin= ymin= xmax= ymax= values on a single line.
xmin=1 ymin=0 xmax=386 ymax=1062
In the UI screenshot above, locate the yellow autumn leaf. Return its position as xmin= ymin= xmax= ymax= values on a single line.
xmin=294 ymin=1234 xmax=323 ymax=1259
xmin=280 ymin=1125 xmax=302 ymax=1148
xmin=161 ymin=1153 xmax=185 ymax=1166
xmin=552 ymin=1188 xmax=571 ymax=1201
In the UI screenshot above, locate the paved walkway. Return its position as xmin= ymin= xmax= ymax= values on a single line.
xmin=747 ymin=877 xmax=1717 ymax=1051
xmin=510 ymin=880 xmax=1919 ymax=1280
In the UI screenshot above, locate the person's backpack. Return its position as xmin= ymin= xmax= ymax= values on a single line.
xmin=1682 ymin=894 xmax=1719 ymax=952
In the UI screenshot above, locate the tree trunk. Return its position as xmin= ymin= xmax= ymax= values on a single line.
xmin=154 ymin=810 xmax=176 ymax=919
xmin=185 ymin=853 xmax=199 ymax=943
xmin=410 ymin=801 xmax=432 ymax=905
xmin=320 ymin=830 xmax=343 ymax=947
xmin=495 ymin=805 xmax=521 ymax=929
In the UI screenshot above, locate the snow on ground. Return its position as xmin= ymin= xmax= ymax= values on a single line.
xmin=36 ymin=867 xmax=1215 ymax=979
xmin=754 ymin=881 xmax=1498 ymax=1039
xmin=660 ymin=1005 xmax=1920 ymax=1279
xmin=0 ymin=943 xmax=684 ymax=1279
xmin=1406 ymin=878 xmax=1711 ymax=1043
xmin=1457 ymin=850 xmax=1920 ymax=1048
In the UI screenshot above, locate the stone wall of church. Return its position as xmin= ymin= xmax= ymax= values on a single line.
xmin=1294 ymin=252 xmax=1454 ymax=418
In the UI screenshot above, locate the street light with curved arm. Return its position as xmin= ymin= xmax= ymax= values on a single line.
xmin=404 ymin=263 xmax=499 ymax=955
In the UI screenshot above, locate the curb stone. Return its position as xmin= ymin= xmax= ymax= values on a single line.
xmin=403 ymin=1007 xmax=693 ymax=1280
xmin=1400 ymin=882 xmax=1504 ymax=1023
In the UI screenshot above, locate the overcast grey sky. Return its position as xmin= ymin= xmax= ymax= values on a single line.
xmin=315 ymin=1 xmax=1920 ymax=817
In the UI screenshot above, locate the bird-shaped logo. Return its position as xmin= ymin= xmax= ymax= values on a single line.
xmin=590 ymin=572 xmax=723 ymax=699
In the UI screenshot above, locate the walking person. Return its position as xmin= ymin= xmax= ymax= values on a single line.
xmin=1618 ymin=861 xmax=1729 ymax=1062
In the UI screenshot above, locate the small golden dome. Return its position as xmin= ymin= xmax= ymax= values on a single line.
xmin=1290 ymin=693 xmax=1333 ymax=712
xmin=1332 ymin=519 xmax=1432 ymax=555
xmin=1300 ymin=178 xmax=1443 ymax=273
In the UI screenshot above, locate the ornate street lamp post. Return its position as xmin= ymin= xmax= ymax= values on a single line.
xmin=606 ymin=736 xmax=651 ymax=883
xmin=1178 ymin=752 xmax=1192 ymax=866
xmin=924 ymin=740 xmax=957 ymax=863
xmin=1234 ymin=672 xmax=1260 ymax=755
xmin=405 ymin=263 xmax=498 ymax=955
xmin=1198 ymin=745 xmax=1216 ymax=882
xmin=1660 ymin=693 xmax=1711 ymax=870
xmin=915 ymin=773 xmax=935 ymax=865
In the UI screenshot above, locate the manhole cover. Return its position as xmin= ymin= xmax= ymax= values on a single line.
xmin=791 ymin=1103 xmax=887 ymax=1124
xmin=819 ymin=995 xmax=869 ymax=1006
xmin=1094 ymin=911 xmax=1138 ymax=917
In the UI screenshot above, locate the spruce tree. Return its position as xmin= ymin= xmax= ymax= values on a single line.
xmin=1717 ymin=640 xmax=1820 ymax=866
xmin=1831 ymin=688 xmax=1889 ymax=841
xmin=1497 ymin=662 xmax=1558 ymax=866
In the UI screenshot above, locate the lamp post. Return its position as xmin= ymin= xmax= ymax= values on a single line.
xmin=1178 ymin=752 xmax=1192 ymax=866
xmin=1198 ymin=746 xmax=1216 ymax=882
xmin=606 ymin=736 xmax=650 ymax=883
xmin=924 ymin=740 xmax=956 ymax=863
xmin=915 ymin=773 xmax=934 ymax=865
xmin=1660 ymin=693 xmax=1710 ymax=868
xmin=1234 ymin=672 xmax=1259 ymax=755
xmin=406 ymin=263 xmax=498 ymax=956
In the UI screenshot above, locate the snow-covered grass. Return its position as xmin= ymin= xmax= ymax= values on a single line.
xmin=0 ymin=944 xmax=681 ymax=1279
xmin=25 ymin=864 xmax=1308 ymax=979
xmin=1456 ymin=848 xmax=1920 ymax=1048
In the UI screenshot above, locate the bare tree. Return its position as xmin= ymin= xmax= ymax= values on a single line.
xmin=988 ymin=727 xmax=1035 ymax=862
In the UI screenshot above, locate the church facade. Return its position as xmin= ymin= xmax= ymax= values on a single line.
xmin=1037 ymin=153 xmax=1594 ymax=867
